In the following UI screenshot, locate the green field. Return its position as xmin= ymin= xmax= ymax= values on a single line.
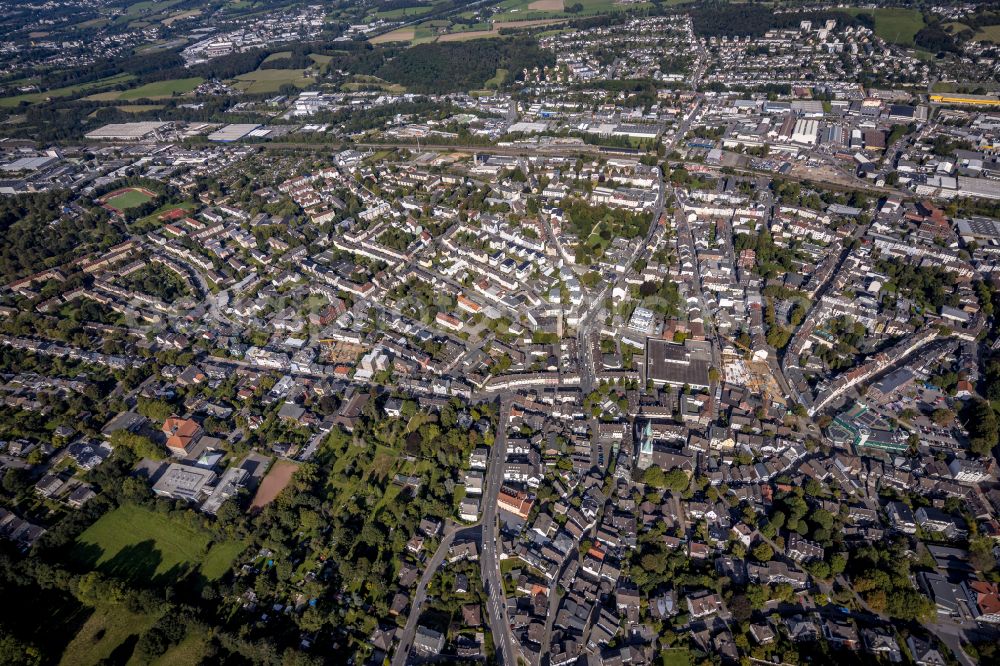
xmin=73 ymin=504 xmax=241 ymax=584
xmin=59 ymin=603 xmax=161 ymax=666
xmin=232 ymin=68 xmax=315 ymax=94
xmin=974 ymin=25 xmax=1000 ymax=43
xmin=341 ymin=75 xmax=406 ymax=93
xmin=87 ymin=76 xmax=202 ymax=101
xmin=103 ymin=104 xmax=166 ymax=114
xmin=262 ymin=50 xmax=292 ymax=63
xmin=846 ymin=7 xmax=925 ymax=46
xmin=105 ymin=189 xmax=156 ymax=210
xmin=485 ymin=67 xmax=509 ymax=88
xmin=374 ymin=4 xmax=435 ymax=19
xmin=492 ymin=0 xmax=643 ymax=22
xmin=0 ymin=73 xmax=136 ymax=107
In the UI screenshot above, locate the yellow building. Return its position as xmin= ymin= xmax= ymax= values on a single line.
xmin=929 ymin=93 xmax=1000 ymax=106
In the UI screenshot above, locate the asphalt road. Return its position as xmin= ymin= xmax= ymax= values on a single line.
xmin=391 ymin=525 xmax=459 ymax=666
xmin=480 ymin=396 xmax=517 ymax=666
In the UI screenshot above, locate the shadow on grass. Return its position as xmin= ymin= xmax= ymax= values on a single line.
xmin=73 ymin=539 xmax=193 ymax=587
xmin=103 ymin=632 xmax=140 ymax=666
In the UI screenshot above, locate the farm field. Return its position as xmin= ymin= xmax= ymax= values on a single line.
xmin=370 ymin=27 xmax=416 ymax=43
xmin=375 ymin=4 xmax=435 ymax=19
xmin=161 ymin=8 xmax=200 ymax=25
xmin=0 ymin=73 xmax=136 ymax=107
xmin=438 ymin=28 xmax=504 ymax=41
xmin=87 ymin=76 xmax=202 ymax=101
xmin=73 ymin=503 xmax=241 ymax=583
xmin=232 ymin=68 xmax=314 ymax=94
xmin=845 ymin=7 xmax=925 ymax=45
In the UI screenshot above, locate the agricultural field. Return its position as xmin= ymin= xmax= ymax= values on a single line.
xmin=231 ymin=68 xmax=314 ymax=94
xmin=72 ymin=504 xmax=241 ymax=584
xmin=87 ymin=76 xmax=202 ymax=101
xmin=438 ymin=28 xmax=504 ymax=41
xmin=0 ymin=73 xmax=136 ymax=108
xmin=161 ymin=8 xmax=200 ymax=25
xmin=845 ymin=7 xmax=925 ymax=45
xmin=101 ymin=187 xmax=157 ymax=212
xmin=492 ymin=0 xmax=640 ymax=22
xmin=370 ymin=26 xmax=417 ymax=43
xmin=374 ymin=4 xmax=435 ymax=19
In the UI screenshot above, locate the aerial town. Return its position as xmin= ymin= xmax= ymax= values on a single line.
xmin=1 ymin=0 xmax=1000 ymax=665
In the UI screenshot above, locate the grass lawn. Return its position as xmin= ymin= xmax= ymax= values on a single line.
xmin=0 ymin=73 xmax=136 ymax=108
xmin=88 ymin=76 xmax=202 ymax=101
xmin=232 ymin=68 xmax=314 ymax=94
xmin=59 ymin=602 xmax=161 ymax=666
xmin=974 ymin=24 xmax=1000 ymax=43
xmin=846 ymin=7 xmax=924 ymax=45
xmin=485 ymin=68 xmax=509 ymax=88
xmin=148 ymin=628 xmax=211 ymax=666
xmin=73 ymin=504 xmax=241 ymax=584
xmin=660 ymin=648 xmax=692 ymax=666
xmin=309 ymin=53 xmax=333 ymax=65
xmin=342 ymin=75 xmax=406 ymax=93
xmin=202 ymin=541 xmax=246 ymax=580
xmin=105 ymin=188 xmax=156 ymax=210
xmin=263 ymin=51 xmax=292 ymax=63
xmin=88 ymin=104 xmax=164 ymax=117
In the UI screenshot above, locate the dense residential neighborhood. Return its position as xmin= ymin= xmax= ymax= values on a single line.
xmin=1 ymin=0 xmax=1000 ymax=665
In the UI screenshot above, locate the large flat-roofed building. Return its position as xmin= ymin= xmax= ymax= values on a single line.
xmin=645 ymin=338 xmax=712 ymax=390
xmin=200 ymin=466 xmax=250 ymax=514
xmin=152 ymin=463 xmax=216 ymax=502
xmin=207 ymin=124 xmax=260 ymax=142
xmin=84 ymin=122 xmax=170 ymax=141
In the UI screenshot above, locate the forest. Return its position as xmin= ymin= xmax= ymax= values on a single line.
xmin=375 ymin=38 xmax=554 ymax=94
xmin=0 ymin=191 xmax=122 ymax=285
xmin=690 ymin=3 xmax=862 ymax=38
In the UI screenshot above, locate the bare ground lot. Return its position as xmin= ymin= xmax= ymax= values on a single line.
xmin=370 ymin=27 xmax=416 ymax=44
xmin=249 ymin=459 xmax=298 ymax=511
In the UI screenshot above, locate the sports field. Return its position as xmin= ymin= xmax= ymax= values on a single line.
xmin=102 ymin=187 xmax=156 ymax=212
xmin=73 ymin=504 xmax=241 ymax=583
